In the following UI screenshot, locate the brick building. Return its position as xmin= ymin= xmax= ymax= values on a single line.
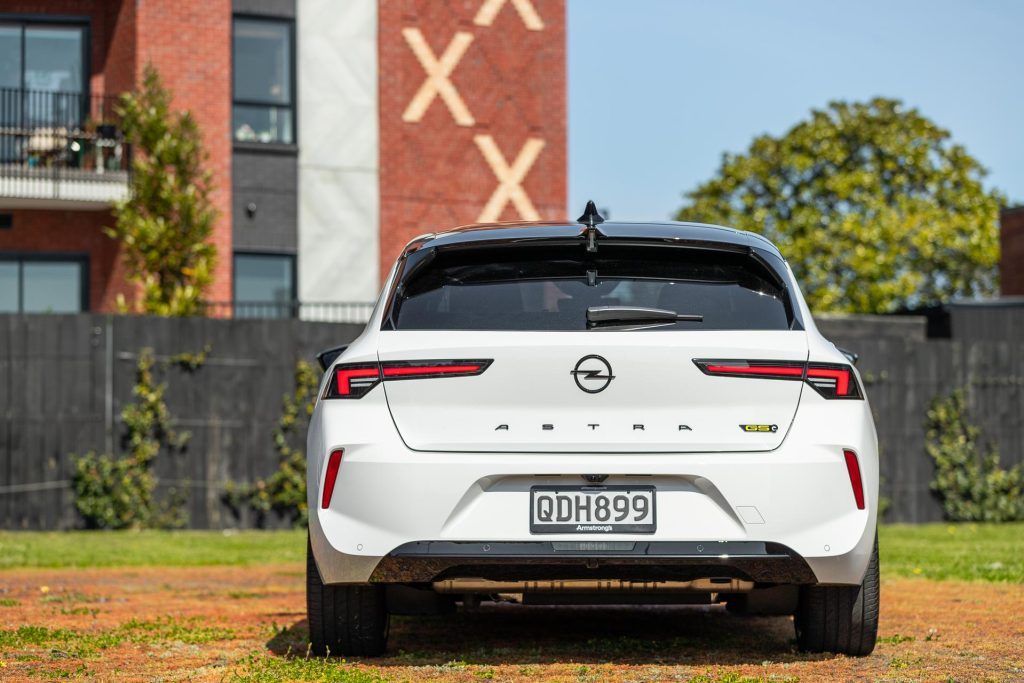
xmin=0 ymin=0 xmax=566 ymax=316
xmin=1001 ymin=206 xmax=1024 ymax=296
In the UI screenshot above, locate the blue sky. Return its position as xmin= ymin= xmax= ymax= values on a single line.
xmin=568 ymin=0 xmax=1024 ymax=221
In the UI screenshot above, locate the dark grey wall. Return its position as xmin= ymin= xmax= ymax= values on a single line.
xmin=949 ymin=301 xmax=1024 ymax=343
xmin=815 ymin=313 xmax=927 ymax=343
xmin=231 ymin=0 xmax=298 ymax=254
xmin=232 ymin=146 xmax=299 ymax=253
xmin=233 ymin=0 xmax=295 ymax=18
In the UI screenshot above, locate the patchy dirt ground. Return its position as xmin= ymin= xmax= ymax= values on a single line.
xmin=0 ymin=565 xmax=1022 ymax=682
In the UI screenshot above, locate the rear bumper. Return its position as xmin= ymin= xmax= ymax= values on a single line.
xmin=308 ymin=391 xmax=879 ymax=587
xmin=369 ymin=540 xmax=816 ymax=584
xmin=311 ymin=533 xmax=866 ymax=587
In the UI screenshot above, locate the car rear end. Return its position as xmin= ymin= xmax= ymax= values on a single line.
xmin=307 ymin=221 xmax=879 ymax=657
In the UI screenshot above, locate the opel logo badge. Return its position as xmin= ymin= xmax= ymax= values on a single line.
xmin=571 ymin=355 xmax=614 ymax=394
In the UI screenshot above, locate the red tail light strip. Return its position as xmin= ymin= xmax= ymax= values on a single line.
xmin=321 ymin=449 xmax=344 ymax=509
xmin=843 ymin=449 xmax=866 ymax=510
xmin=381 ymin=361 xmax=491 ymax=380
xmin=694 ymin=359 xmax=862 ymax=399
xmin=325 ymin=360 xmax=492 ymax=399
xmin=704 ymin=363 xmax=804 ymax=378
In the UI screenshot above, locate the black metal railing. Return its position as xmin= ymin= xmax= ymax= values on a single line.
xmin=201 ymin=301 xmax=377 ymax=323
xmin=0 ymin=88 xmax=131 ymax=200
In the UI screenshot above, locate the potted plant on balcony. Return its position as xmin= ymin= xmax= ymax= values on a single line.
xmin=82 ymin=117 xmax=121 ymax=172
xmin=75 ymin=117 xmax=96 ymax=170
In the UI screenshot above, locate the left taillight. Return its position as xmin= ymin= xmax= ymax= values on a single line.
xmin=323 ymin=359 xmax=492 ymax=399
xmin=327 ymin=363 xmax=382 ymax=399
xmin=693 ymin=359 xmax=862 ymax=399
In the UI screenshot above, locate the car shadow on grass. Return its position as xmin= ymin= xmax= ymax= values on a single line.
xmin=269 ymin=604 xmax=838 ymax=666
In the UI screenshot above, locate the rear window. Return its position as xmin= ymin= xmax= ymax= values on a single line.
xmin=388 ymin=243 xmax=794 ymax=331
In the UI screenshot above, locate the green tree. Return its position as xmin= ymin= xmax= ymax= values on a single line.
xmin=106 ymin=64 xmax=217 ymax=316
xmin=676 ymin=98 xmax=1002 ymax=313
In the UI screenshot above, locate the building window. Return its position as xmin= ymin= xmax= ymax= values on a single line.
xmin=234 ymin=252 xmax=295 ymax=318
xmin=0 ymin=255 xmax=87 ymax=313
xmin=0 ymin=22 xmax=87 ymax=124
xmin=232 ymin=17 xmax=294 ymax=144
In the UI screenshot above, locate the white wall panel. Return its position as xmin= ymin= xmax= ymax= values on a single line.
xmin=298 ymin=0 xmax=380 ymax=306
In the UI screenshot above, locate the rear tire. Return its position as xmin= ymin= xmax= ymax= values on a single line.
xmin=795 ymin=535 xmax=879 ymax=656
xmin=307 ymin=535 xmax=388 ymax=657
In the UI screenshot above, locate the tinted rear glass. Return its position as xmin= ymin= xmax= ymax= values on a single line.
xmin=389 ymin=243 xmax=793 ymax=331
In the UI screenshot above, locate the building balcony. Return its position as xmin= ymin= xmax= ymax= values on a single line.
xmin=0 ymin=88 xmax=131 ymax=210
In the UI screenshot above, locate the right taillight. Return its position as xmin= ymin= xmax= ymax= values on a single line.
xmin=804 ymin=364 xmax=860 ymax=399
xmin=843 ymin=449 xmax=865 ymax=510
xmin=321 ymin=449 xmax=344 ymax=509
xmin=693 ymin=360 xmax=862 ymax=399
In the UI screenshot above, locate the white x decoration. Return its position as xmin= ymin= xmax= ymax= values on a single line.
xmin=402 ymin=28 xmax=475 ymax=127
xmin=474 ymin=134 xmax=546 ymax=222
xmin=474 ymin=0 xmax=545 ymax=30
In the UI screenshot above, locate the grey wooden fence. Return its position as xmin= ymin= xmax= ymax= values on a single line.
xmin=0 ymin=314 xmax=364 ymax=530
xmin=1 ymin=311 xmax=1021 ymax=529
xmin=817 ymin=312 xmax=1024 ymax=523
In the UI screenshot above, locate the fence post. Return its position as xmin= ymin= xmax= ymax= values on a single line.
xmin=104 ymin=315 xmax=115 ymax=457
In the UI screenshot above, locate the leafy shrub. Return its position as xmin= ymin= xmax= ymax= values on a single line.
xmin=225 ymin=360 xmax=319 ymax=528
xmin=72 ymin=451 xmax=157 ymax=530
xmin=72 ymin=348 xmax=196 ymax=529
xmin=925 ymin=389 xmax=1024 ymax=522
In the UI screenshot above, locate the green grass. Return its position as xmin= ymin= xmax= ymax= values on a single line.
xmin=0 ymin=624 xmax=121 ymax=657
xmin=0 ymin=617 xmax=234 ymax=658
xmin=878 ymin=523 xmax=1024 ymax=582
xmin=119 ymin=616 xmax=234 ymax=645
xmin=1 ymin=525 xmax=1021 ymax=582
xmin=0 ymin=625 xmax=76 ymax=648
xmin=689 ymin=675 xmax=799 ymax=683
xmin=0 ymin=530 xmax=305 ymax=570
xmin=229 ymin=590 xmax=272 ymax=600
xmin=226 ymin=653 xmax=385 ymax=683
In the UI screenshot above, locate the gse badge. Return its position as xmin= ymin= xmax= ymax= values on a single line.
xmin=740 ymin=424 xmax=778 ymax=433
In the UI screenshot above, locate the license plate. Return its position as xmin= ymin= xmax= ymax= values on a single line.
xmin=530 ymin=485 xmax=656 ymax=534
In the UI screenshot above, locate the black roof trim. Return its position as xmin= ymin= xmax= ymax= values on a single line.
xmin=402 ymin=221 xmax=781 ymax=258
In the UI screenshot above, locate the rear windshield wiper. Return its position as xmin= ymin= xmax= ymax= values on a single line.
xmin=586 ymin=306 xmax=704 ymax=329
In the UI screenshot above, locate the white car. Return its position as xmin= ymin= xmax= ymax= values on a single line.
xmin=306 ymin=203 xmax=879 ymax=657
